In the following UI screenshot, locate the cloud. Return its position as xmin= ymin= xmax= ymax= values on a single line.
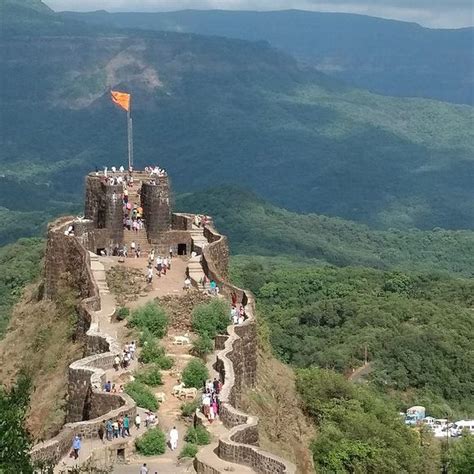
xmin=44 ymin=0 xmax=474 ymax=28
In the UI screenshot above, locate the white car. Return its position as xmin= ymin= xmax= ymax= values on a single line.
xmin=450 ymin=420 xmax=474 ymax=437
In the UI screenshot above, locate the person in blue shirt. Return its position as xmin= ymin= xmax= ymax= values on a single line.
xmin=72 ymin=435 xmax=81 ymax=459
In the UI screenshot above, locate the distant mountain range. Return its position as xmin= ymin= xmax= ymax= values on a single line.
xmin=1 ymin=0 xmax=473 ymax=239
xmin=61 ymin=9 xmax=474 ymax=105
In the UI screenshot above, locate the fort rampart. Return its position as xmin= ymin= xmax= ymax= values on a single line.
xmin=31 ymin=217 xmax=136 ymax=465
xmin=32 ymin=176 xmax=294 ymax=472
xmin=195 ymin=225 xmax=296 ymax=474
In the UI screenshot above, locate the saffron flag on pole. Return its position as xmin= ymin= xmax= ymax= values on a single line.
xmin=110 ymin=90 xmax=131 ymax=112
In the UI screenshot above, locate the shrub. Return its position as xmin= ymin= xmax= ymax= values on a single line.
xmin=185 ymin=425 xmax=211 ymax=445
xmin=180 ymin=399 xmax=200 ymax=418
xmin=135 ymin=427 xmax=166 ymax=455
xmin=179 ymin=443 xmax=198 ymax=459
xmin=182 ymin=359 xmax=209 ymax=389
xmin=124 ymin=381 xmax=158 ymax=411
xmin=191 ymin=334 xmax=214 ymax=359
xmin=139 ymin=340 xmax=174 ymax=369
xmin=129 ymin=302 xmax=169 ymax=338
xmin=134 ymin=365 xmax=163 ymax=387
xmin=192 ymin=299 xmax=229 ymax=339
xmin=115 ymin=306 xmax=130 ymax=321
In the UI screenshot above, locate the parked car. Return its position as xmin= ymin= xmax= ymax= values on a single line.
xmin=450 ymin=420 xmax=474 ymax=437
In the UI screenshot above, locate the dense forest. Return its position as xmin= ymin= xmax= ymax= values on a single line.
xmin=231 ymin=260 xmax=474 ymax=471
xmin=177 ymin=188 xmax=474 ymax=276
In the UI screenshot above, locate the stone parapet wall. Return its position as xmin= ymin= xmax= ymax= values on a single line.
xmin=194 ymin=226 xmax=296 ymax=474
xmin=32 ymin=218 xmax=137 ymax=465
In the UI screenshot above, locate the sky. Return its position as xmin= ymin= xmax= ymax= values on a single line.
xmin=44 ymin=0 xmax=473 ymax=28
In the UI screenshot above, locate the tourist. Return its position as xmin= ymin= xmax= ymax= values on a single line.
xmin=113 ymin=420 xmax=119 ymax=438
xmin=119 ymin=165 xmax=124 ymax=173
xmin=162 ymin=258 xmax=167 ymax=275
xmin=230 ymin=306 xmax=238 ymax=323
xmin=169 ymin=426 xmax=179 ymax=451
xmin=212 ymin=397 xmax=219 ymax=417
xmin=131 ymin=241 xmax=136 ymax=256
xmin=104 ymin=380 xmax=111 ymax=392
xmin=123 ymin=414 xmax=130 ymax=437
xmin=184 ymin=277 xmax=191 ymax=290
xmin=129 ymin=341 xmax=136 ymax=360
xmin=136 ymin=243 xmax=141 ymax=258
xmin=209 ymin=403 xmax=215 ymax=423
xmin=98 ymin=423 xmax=105 ymax=443
xmin=213 ymin=378 xmax=219 ymax=393
xmin=140 ymin=464 xmax=148 ymax=474
xmin=72 ymin=435 xmax=81 ymax=459
xmin=113 ymin=355 xmax=120 ymax=371
xmin=106 ymin=419 xmax=113 ymax=441
xmin=118 ymin=416 xmax=124 ymax=437
xmin=210 ymin=280 xmax=217 ymax=295
xmin=135 ymin=413 xmax=141 ymax=429
xmin=169 ymin=246 xmax=173 ymax=260
xmin=147 ymin=267 xmax=153 ymax=284
xmin=148 ymin=249 xmax=155 ymax=265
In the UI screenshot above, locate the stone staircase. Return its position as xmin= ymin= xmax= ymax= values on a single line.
xmin=89 ymin=252 xmax=109 ymax=294
xmin=187 ymin=225 xmax=211 ymax=291
xmin=123 ymin=228 xmax=151 ymax=253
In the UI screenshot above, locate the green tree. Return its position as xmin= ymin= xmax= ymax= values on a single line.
xmin=447 ymin=434 xmax=474 ymax=473
xmin=192 ymin=299 xmax=229 ymax=339
xmin=129 ymin=302 xmax=169 ymax=338
xmin=135 ymin=428 xmax=166 ymax=456
xmin=0 ymin=373 xmax=33 ymax=474
xmin=182 ymin=359 xmax=209 ymax=389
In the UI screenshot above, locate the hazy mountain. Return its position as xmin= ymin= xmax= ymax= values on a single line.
xmin=61 ymin=9 xmax=474 ymax=105
xmin=1 ymin=0 xmax=473 ymax=235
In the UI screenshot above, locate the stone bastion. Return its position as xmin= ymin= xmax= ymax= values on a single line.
xmin=31 ymin=174 xmax=296 ymax=473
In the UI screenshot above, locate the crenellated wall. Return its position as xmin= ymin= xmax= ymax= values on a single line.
xmin=36 ymin=193 xmax=295 ymax=472
xmin=194 ymin=226 xmax=296 ymax=474
xmin=31 ymin=218 xmax=137 ymax=465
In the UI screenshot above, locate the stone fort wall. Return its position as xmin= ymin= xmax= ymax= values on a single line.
xmin=195 ymin=225 xmax=296 ymax=474
xmin=31 ymin=217 xmax=136 ymax=465
xmin=34 ymin=204 xmax=295 ymax=472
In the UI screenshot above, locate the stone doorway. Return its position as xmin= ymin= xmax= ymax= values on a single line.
xmin=177 ymin=243 xmax=187 ymax=255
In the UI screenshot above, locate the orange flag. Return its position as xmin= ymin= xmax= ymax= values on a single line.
xmin=111 ymin=90 xmax=131 ymax=112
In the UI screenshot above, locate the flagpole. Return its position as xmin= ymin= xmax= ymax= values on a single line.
xmin=127 ymin=108 xmax=132 ymax=170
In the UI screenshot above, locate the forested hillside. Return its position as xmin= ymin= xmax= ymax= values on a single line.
xmin=61 ymin=9 xmax=474 ymax=105
xmin=178 ymin=188 xmax=474 ymax=276
xmin=231 ymin=261 xmax=474 ymax=471
xmin=1 ymin=0 xmax=474 ymax=235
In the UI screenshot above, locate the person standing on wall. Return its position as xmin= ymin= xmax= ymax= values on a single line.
xmin=72 ymin=435 xmax=81 ymax=459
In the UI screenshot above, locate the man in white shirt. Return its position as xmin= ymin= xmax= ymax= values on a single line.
xmin=169 ymin=426 xmax=179 ymax=451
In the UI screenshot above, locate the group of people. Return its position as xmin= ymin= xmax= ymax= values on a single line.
xmin=145 ymin=165 xmax=168 ymax=178
xmin=146 ymin=249 xmax=173 ymax=284
xmin=100 ymin=414 xmax=135 ymax=440
xmin=230 ymin=304 xmax=247 ymax=325
xmin=113 ymin=341 xmax=136 ymax=371
xmin=103 ymin=380 xmax=124 ymax=394
xmin=201 ymin=378 xmax=222 ymax=423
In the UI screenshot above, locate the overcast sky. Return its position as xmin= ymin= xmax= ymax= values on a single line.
xmin=44 ymin=0 xmax=473 ymax=28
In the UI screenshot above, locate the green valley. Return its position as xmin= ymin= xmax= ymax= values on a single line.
xmin=1 ymin=0 xmax=473 ymax=236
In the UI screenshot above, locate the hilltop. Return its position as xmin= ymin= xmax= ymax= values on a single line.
xmin=61 ymin=9 xmax=474 ymax=105
xmin=1 ymin=0 xmax=473 ymax=234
